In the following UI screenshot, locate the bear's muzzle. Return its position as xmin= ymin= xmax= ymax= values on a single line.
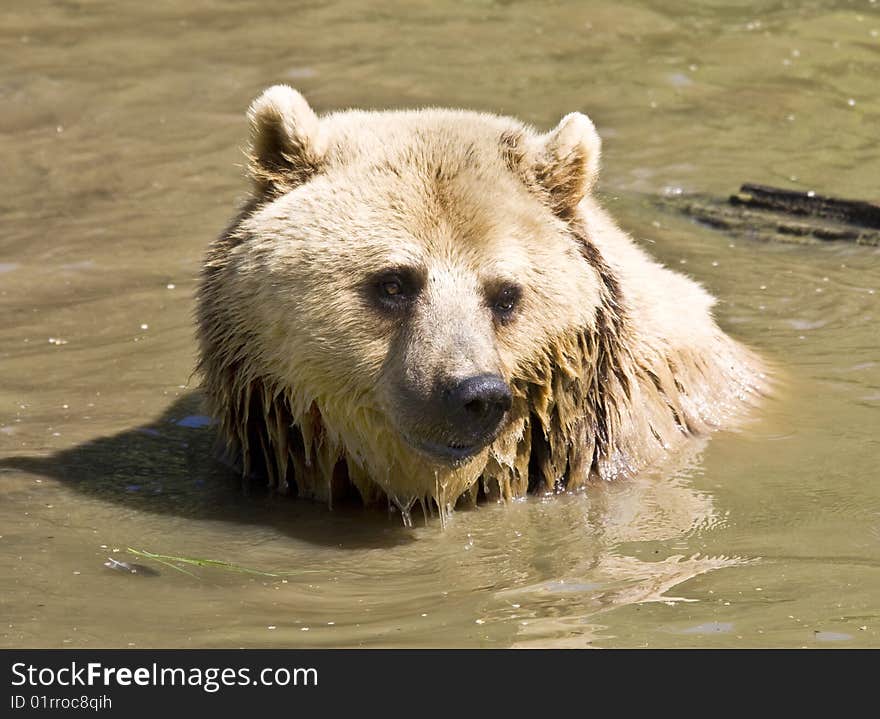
xmin=406 ymin=373 xmax=512 ymax=464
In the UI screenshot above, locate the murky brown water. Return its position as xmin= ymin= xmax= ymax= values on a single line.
xmin=2 ymin=0 xmax=879 ymax=648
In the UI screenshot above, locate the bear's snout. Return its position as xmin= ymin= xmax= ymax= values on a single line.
xmin=406 ymin=373 xmax=512 ymax=463
xmin=443 ymin=374 xmax=512 ymax=436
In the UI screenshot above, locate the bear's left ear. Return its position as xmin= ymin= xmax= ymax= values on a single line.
xmin=246 ymin=85 xmax=324 ymax=197
xmin=533 ymin=112 xmax=601 ymax=216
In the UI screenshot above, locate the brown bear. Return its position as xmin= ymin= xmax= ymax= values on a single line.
xmin=196 ymin=85 xmax=766 ymax=524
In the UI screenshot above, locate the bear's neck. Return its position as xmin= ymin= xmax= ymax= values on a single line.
xmin=509 ymin=220 xmax=633 ymax=492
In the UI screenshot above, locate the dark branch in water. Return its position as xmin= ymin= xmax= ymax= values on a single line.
xmin=655 ymin=184 xmax=880 ymax=247
xmin=731 ymin=184 xmax=880 ymax=230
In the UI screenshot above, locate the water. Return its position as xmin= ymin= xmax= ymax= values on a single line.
xmin=1 ymin=0 xmax=878 ymax=648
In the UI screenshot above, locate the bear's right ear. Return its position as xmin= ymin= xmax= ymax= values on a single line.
xmin=246 ymin=85 xmax=324 ymax=197
xmin=533 ymin=112 xmax=601 ymax=217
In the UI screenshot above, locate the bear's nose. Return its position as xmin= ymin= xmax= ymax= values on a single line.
xmin=444 ymin=374 xmax=512 ymax=439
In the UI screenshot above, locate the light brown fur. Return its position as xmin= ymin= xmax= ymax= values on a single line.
xmin=196 ymin=86 xmax=766 ymax=522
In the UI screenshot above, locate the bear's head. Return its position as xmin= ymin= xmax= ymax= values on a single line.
xmin=198 ymin=85 xmax=632 ymax=514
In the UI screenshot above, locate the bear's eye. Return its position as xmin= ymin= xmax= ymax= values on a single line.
xmin=369 ymin=269 xmax=423 ymax=313
xmin=382 ymin=279 xmax=402 ymax=297
xmin=492 ymin=285 xmax=521 ymax=321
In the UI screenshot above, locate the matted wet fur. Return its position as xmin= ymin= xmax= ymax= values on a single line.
xmin=196 ymin=86 xmax=766 ymax=522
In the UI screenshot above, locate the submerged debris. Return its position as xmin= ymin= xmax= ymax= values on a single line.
xmin=103 ymin=557 xmax=159 ymax=576
xmin=656 ymin=183 xmax=880 ymax=246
